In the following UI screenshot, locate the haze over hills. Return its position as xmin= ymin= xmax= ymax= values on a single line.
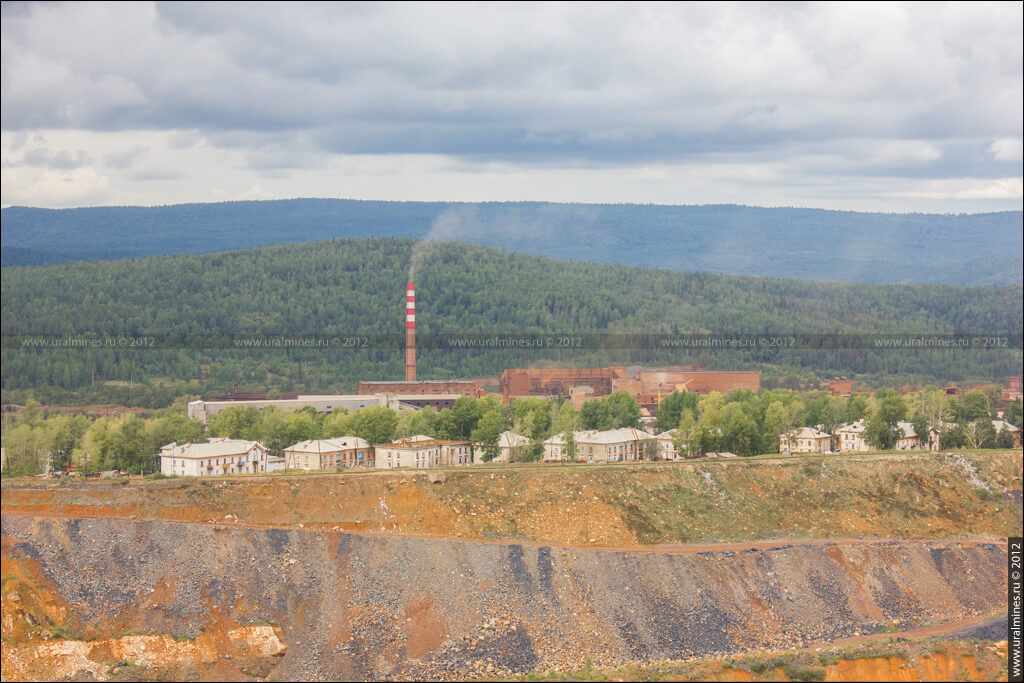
xmin=2 ymin=199 xmax=1021 ymax=285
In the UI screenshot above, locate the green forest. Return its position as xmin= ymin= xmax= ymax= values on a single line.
xmin=1 ymin=237 xmax=1021 ymax=408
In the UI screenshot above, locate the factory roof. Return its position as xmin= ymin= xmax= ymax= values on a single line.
xmin=360 ymin=379 xmax=478 ymax=385
xmin=198 ymin=395 xmax=383 ymax=407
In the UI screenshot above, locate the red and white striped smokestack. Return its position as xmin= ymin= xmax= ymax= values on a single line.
xmin=405 ymin=282 xmax=416 ymax=381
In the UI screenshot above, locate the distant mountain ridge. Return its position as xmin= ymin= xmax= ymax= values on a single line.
xmin=2 ymin=199 xmax=1021 ymax=285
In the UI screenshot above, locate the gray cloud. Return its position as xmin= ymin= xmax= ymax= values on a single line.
xmin=104 ymin=145 xmax=147 ymax=170
xmin=7 ymin=145 xmax=93 ymax=169
xmin=1 ymin=2 xmax=1020 ymax=209
xmin=131 ymin=167 xmax=185 ymax=181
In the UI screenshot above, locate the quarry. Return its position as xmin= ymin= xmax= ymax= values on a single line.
xmin=1 ymin=451 xmax=1019 ymax=681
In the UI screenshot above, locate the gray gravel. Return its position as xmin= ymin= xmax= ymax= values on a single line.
xmin=1 ymin=516 xmax=1009 ymax=681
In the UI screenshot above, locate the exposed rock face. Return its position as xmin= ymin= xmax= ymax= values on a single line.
xmin=1 ymin=516 xmax=1008 ymax=681
xmin=2 ymin=627 xmax=286 ymax=681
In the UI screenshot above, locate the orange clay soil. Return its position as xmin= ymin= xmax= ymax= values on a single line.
xmin=2 ymin=451 xmax=1020 ymax=548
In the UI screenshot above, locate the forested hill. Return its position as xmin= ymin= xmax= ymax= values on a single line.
xmin=2 ymin=238 xmax=1021 ymax=407
xmin=2 ymin=200 xmax=1021 ymax=285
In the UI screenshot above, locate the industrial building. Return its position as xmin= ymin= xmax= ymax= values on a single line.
xmin=358 ymin=379 xmax=481 ymax=399
xmin=615 ymin=369 xmax=761 ymax=396
xmin=186 ymin=393 xmax=461 ymax=425
xmin=357 ymin=282 xmax=484 ymax=407
xmin=501 ymin=366 xmax=760 ymax=405
xmin=501 ymin=367 xmax=630 ymax=403
xmin=188 ymin=395 xmax=396 ymax=424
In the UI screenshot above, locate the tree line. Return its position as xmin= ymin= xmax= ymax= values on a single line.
xmin=4 ymin=387 xmax=1019 ymax=477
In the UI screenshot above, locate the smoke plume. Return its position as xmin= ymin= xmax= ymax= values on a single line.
xmin=409 ymin=204 xmax=597 ymax=279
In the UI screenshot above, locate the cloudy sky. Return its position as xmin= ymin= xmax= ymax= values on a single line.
xmin=2 ymin=1 xmax=1021 ymax=211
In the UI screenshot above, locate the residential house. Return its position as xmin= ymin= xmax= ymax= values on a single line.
xmin=485 ymin=431 xmax=531 ymax=463
xmin=283 ymin=437 xmax=374 ymax=470
xmin=542 ymin=433 xmax=572 ymax=462
xmin=439 ymin=440 xmax=474 ymax=466
xmin=656 ymin=431 xmax=682 ymax=460
xmin=993 ymin=420 xmax=1022 ymax=447
xmin=160 ymin=438 xmax=272 ymax=477
xmin=374 ymin=435 xmax=442 ymax=469
xmin=835 ymin=421 xmax=870 ymax=453
xmin=779 ymin=427 xmax=832 ymax=454
xmin=544 ymin=428 xmax=657 ymax=463
xmin=895 ymin=421 xmax=922 ymax=450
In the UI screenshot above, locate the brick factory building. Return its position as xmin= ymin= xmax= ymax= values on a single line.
xmin=824 ymin=377 xmax=854 ymax=397
xmin=358 ymin=379 xmax=481 ymax=399
xmin=500 ymin=367 xmax=629 ymax=403
xmin=501 ymin=367 xmax=761 ymax=404
xmin=628 ymin=370 xmax=761 ymax=395
xmin=187 ymin=393 xmax=465 ymax=424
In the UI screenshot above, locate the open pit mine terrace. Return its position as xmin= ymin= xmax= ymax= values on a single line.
xmin=2 ymin=454 xmax=1020 ymax=681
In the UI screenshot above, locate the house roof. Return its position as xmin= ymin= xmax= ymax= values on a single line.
xmin=284 ymin=437 xmax=371 ymax=454
xmin=836 ymin=420 xmax=866 ymax=434
xmin=547 ymin=427 xmax=657 ymax=445
xmin=161 ymin=438 xmax=266 ymax=460
xmin=379 ymin=435 xmax=444 ymax=450
xmin=786 ymin=427 xmax=831 ymax=440
xmin=993 ymin=419 xmax=1022 ymax=433
xmin=896 ymin=421 xmax=920 ymax=439
xmin=497 ymin=431 xmax=531 ymax=448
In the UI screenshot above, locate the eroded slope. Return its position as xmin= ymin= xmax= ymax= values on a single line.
xmin=1 ymin=516 xmax=1008 ymax=681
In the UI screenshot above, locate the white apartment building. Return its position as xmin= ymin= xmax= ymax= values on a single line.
xmin=656 ymin=431 xmax=681 ymax=460
xmin=375 ymin=435 xmax=442 ymax=469
xmin=483 ymin=431 xmax=531 ymax=463
xmin=283 ymin=437 xmax=374 ymax=470
xmin=835 ymin=421 xmax=870 ymax=453
xmin=544 ymin=428 xmax=657 ymax=462
xmin=160 ymin=438 xmax=273 ymax=477
xmin=779 ymin=426 xmax=832 ymax=454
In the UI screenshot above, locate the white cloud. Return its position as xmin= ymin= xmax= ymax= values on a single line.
xmin=887 ymin=177 xmax=1024 ymax=201
xmin=991 ymin=138 xmax=1024 ymax=161
xmin=874 ymin=140 xmax=943 ymax=164
xmin=1 ymin=165 xmax=113 ymax=208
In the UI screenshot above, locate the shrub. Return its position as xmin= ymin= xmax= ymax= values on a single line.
xmin=783 ymin=663 xmax=826 ymax=681
xmin=748 ymin=660 xmax=769 ymax=674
